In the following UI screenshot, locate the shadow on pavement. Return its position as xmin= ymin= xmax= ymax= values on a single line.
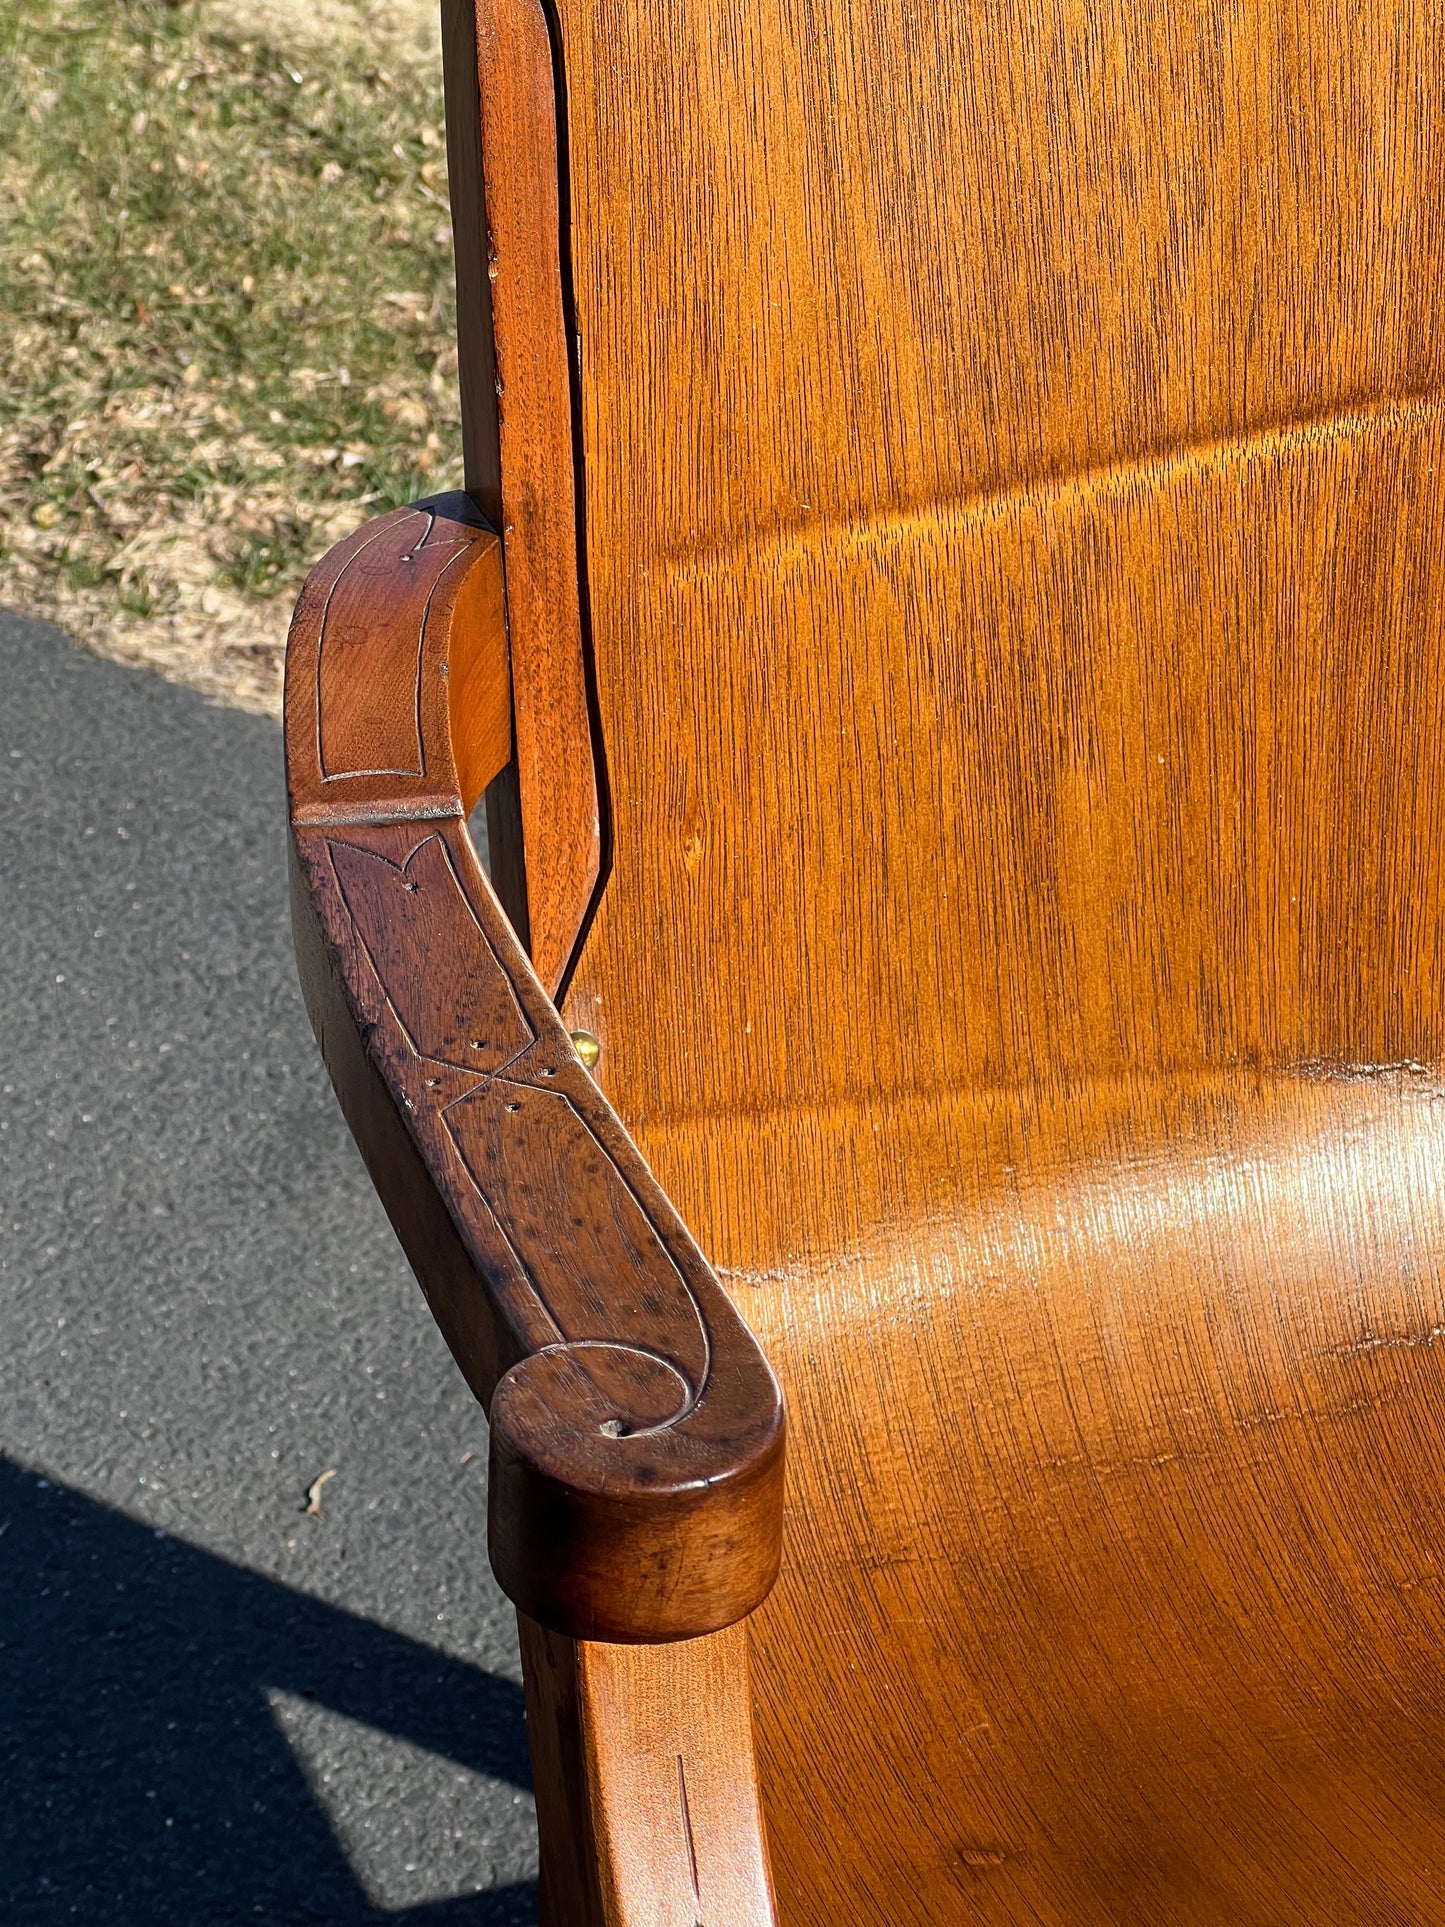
xmin=0 ymin=611 xmax=539 ymax=1920
xmin=0 ymin=1455 xmax=537 ymax=1924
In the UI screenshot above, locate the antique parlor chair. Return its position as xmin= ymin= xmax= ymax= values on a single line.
xmin=284 ymin=0 xmax=1445 ymax=1918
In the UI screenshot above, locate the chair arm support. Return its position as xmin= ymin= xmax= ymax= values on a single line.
xmin=283 ymin=495 xmax=786 ymax=1642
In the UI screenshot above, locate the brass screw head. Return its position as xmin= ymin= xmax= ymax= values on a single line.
xmin=570 ymin=1029 xmax=601 ymax=1070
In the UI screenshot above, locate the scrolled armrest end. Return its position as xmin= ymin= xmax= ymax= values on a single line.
xmin=488 ymin=1339 xmax=786 ymax=1642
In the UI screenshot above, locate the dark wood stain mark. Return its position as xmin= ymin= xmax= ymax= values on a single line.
xmin=677 ymin=1753 xmax=703 ymax=1923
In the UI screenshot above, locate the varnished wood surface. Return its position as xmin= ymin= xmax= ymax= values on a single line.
xmin=522 ymin=1615 xmax=776 ymax=1926
xmin=515 ymin=0 xmax=1445 ymax=1915
xmin=557 ymin=2 xmax=1445 ymax=1114
xmin=728 ymin=1067 xmax=1445 ymax=1920
xmin=446 ymin=0 xmax=599 ymax=996
xmin=284 ymin=496 xmax=784 ymax=1642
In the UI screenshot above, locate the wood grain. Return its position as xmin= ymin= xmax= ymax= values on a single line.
xmin=445 ymin=0 xmax=600 ymax=996
xmin=528 ymin=0 xmax=1445 ymax=1914
xmin=520 ymin=1614 xmax=777 ymax=1927
xmin=285 ymin=495 xmax=785 ymax=1642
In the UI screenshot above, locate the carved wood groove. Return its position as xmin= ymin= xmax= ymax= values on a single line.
xmin=316 ymin=508 xmax=477 ymax=780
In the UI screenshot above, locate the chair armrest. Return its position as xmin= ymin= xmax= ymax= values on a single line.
xmin=283 ymin=493 xmax=785 ymax=1642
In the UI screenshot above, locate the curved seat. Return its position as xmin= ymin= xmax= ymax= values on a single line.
xmin=730 ymin=1065 xmax=1445 ymax=1920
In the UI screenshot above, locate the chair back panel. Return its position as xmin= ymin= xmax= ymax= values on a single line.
xmin=550 ymin=0 xmax=1445 ymax=1261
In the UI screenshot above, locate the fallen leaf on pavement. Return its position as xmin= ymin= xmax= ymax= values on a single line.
xmin=304 ymin=1468 xmax=337 ymax=1516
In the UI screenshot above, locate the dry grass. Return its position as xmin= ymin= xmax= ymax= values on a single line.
xmin=216 ymin=0 xmax=440 ymax=74
xmin=0 ymin=0 xmax=460 ymax=715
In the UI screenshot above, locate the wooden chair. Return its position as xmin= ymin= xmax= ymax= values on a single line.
xmin=284 ymin=0 xmax=1445 ymax=1917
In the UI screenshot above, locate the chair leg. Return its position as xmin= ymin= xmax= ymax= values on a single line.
xmin=520 ymin=1614 xmax=610 ymax=1926
xmin=519 ymin=1612 xmax=778 ymax=1926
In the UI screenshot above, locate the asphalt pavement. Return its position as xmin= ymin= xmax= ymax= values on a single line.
xmin=0 ymin=608 xmax=539 ymax=1924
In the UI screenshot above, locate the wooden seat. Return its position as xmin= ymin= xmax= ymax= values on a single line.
xmin=285 ymin=0 xmax=1445 ymax=1915
xmin=738 ymin=1066 xmax=1445 ymax=1920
